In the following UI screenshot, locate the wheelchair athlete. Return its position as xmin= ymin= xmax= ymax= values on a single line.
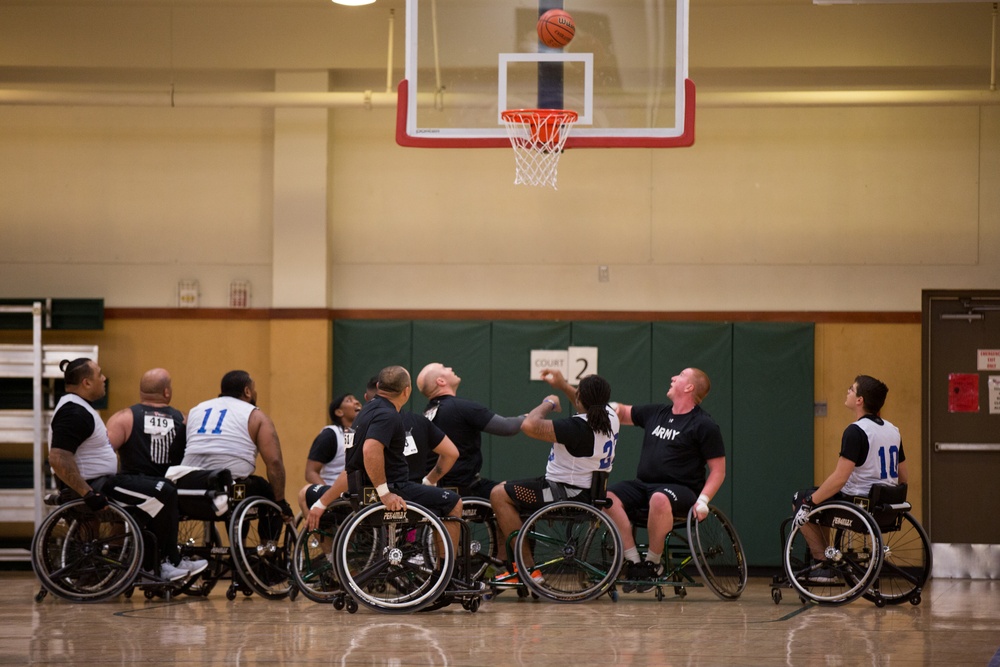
xmin=181 ymin=370 xmax=295 ymax=533
xmin=344 ymin=366 xmax=466 ymax=557
xmin=490 ymin=370 xmax=618 ymax=583
xmin=791 ymin=374 xmax=907 ymax=583
xmin=47 ymin=358 xmax=207 ymax=583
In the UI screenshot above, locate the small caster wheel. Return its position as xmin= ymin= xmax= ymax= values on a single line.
xmin=289 ymin=587 xmax=299 ymax=602
xmin=346 ymin=598 xmax=358 ymax=614
xmin=909 ymin=595 xmax=921 ymax=606
xmin=655 ymin=587 xmax=664 ymax=602
xmin=241 ymin=588 xmax=253 ymax=597
xmin=468 ymin=597 xmax=480 ymax=613
xmin=771 ymin=588 xmax=782 ymax=604
xmin=333 ymin=595 xmax=346 ymax=611
xmin=34 ymin=589 xmax=47 ymax=603
xmin=124 ymin=587 xmax=134 ymax=599
xmin=226 ymin=586 xmax=237 ymax=601
xmin=516 ymin=586 xmax=528 ymax=599
xmin=874 ymin=596 xmax=887 ymax=608
xmin=674 ymin=586 xmax=686 ymax=599
xmin=144 ymin=589 xmax=156 ymax=600
xmin=608 ymin=589 xmax=619 ymax=603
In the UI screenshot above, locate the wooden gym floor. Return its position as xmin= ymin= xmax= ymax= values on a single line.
xmin=2 ymin=571 xmax=998 ymax=666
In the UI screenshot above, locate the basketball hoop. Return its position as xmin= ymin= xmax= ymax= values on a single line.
xmin=501 ymin=109 xmax=578 ymax=189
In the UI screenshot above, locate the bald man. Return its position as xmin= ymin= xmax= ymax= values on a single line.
xmin=415 ymin=362 xmax=527 ymax=499
xmin=107 ymin=368 xmax=187 ymax=476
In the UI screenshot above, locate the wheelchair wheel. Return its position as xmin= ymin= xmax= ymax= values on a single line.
xmin=783 ymin=501 xmax=883 ymax=606
xmin=175 ymin=519 xmax=225 ymax=597
xmin=459 ymin=497 xmax=500 ymax=581
xmin=688 ymin=505 xmax=748 ymax=600
xmin=31 ymin=500 xmax=143 ymax=603
xmin=333 ymin=502 xmax=453 ymax=614
xmin=514 ymin=501 xmax=622 ymax=603
xmin=229 ymin=497 xmax=296 ymax=600
xmin=291 ymin=500 xmax=353 ymax=603
xmin=865 ymin=511 xmax=932 ymax=606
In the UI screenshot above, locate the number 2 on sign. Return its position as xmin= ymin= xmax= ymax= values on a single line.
xmin=196 ymin=408 xmax=228 ymax=435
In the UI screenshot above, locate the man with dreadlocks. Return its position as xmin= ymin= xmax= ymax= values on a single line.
xmin=490 ymin=369 xmax=619 ymax=583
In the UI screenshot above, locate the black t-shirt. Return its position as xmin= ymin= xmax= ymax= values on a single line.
xmin=345 ymin=395 xmax=408 ymax=486
xmin=118 ymin=404 xmax=186 ymax=476
xmin=307 ymin=427 xmax=339 ymax=464
xmin=552 ymin=417 xmax=597 ymax=457
xmin=402 ymin=412 xmax=447 ymax=482
xmin=631 ymin=403 xmax=725 ymax=491
xmin=423 ymin=395 xmax=496 ymax=487
xmin=50 ymin=403 xmax=97 ymax=454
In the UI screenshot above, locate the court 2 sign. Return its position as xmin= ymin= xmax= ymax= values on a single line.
xmin=529 ymin=347 xmax=598 ymax=385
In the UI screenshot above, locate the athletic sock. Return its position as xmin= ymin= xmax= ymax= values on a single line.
xmin=624 ymin=547 xmax=641 ymax=564
xmin=645 ymin=550 xmax=661 ymax=565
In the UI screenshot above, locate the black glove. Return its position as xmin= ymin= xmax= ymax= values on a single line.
xmin=793 ymin=495 xmax=813 ymax=528
xmin=84 ymin=489 xmax=109 ymax=511
xmin=277 ymin=499 xmax=294 ymax=519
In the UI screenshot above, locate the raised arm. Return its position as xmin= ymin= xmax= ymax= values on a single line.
xmin=541 ymin=368 xmax=577 ymax=406
xmin=521 ymin=394 xmax=562 ymax=442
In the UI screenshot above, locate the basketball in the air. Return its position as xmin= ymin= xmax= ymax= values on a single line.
xmin=537 ymin=9 xmax=575 ymax=49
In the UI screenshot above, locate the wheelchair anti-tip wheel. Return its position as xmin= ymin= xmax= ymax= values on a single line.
xmin=783 ymin=500 xmax=883 ymax=606
xmin=31 ymin=499 xmax=144 ymax=603
xmin=333 ymin=502 xmax=454 ymax=614
xmin=229 ymin=496 xmax=296 ymax=600
xmin=688 ymin=505 xmax=748 ymax=600
xmin=514 ymin=501 xmax=622 ymax=603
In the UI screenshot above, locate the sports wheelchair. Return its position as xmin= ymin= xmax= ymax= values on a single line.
xmin=291 ymin=492 xmax=498 ymax=605
xmin=173 ymin=474 xmax=298 ymax=601
xmin=489 ymin=473 xmax=748 ymax=603
xmin=771 ymin=483 xmax=932 ymax=607
xmin=294 ymin=474 xmax=488 ymax=613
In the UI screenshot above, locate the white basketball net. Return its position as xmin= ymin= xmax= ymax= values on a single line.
xmin=501 ymin=109 xmax=578 ymax=189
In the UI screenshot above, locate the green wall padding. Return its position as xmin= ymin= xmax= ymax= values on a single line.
xmin=331 ymin=318 xmax=814 ymax=567
xmin=732 ymin=322 xmax=815 ymax=566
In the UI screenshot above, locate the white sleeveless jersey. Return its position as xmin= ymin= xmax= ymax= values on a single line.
xmin=321 ymin=425 xmax=348 ymax=485
xmin=50 ymin=393 xmax=118 ymax=480
xmin=545 ymin=406 xmax=620 ymax=489
xmin=182 ymin=396 xmax=259 ymax=478
xmin=842 ymin=416 xmax=902 ymax=496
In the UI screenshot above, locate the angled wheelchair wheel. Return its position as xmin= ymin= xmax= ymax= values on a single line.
xmin=291 ymin=500 xmax=354 ymax=603
xmin=229 ymin=497 xmax=296 ymax=600
xmin=31 ymin=500 xmax=144 ymax=603
xmin=688 ymin=505 xmax=748 ymax=600
xmin=864 ymin=512 xmax=932 ymax=606
xmin=175 ymin=519 xmax=225 ymax=597
xmin=784 ymin=501 xmax=883 ymax=606
xmin=459 ymin=497 xmax=500 ymax=581
xmin=334 ymin=502 xmax=454 ymax=614
xmin=514 ymin=501 xmax=622 ymax=603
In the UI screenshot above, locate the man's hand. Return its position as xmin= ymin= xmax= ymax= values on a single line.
xmin=793 ymin=496 xmax=813 ymax=528
xmin=380 ymin=491 xmax=407 ymax=512
xmin=306 ymin=503 xmax=325 ymax=531
xmin=694 ymin=494 xmax=710 ymax=521
xmin=83 ymin=489 xmax=108 ymax=511
xmin=277 ymin=499 xmax=295 ymax=524
xmin=542 ymin=394 xmax=562 ymax=413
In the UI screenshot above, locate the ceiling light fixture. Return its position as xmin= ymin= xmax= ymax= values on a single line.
xmin=332 ymin=0 xmax=376 ymax=6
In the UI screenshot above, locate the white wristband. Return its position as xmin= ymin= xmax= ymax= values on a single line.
xmin=376 ymin=483 xmax=390 ymax=497
xmin=311 ymin=499 xmax=327 ymax=511
xmin=697 ymin=494 xmax=710 ymax=505
xmin=422 ymin=476 xmax=435 ymax=486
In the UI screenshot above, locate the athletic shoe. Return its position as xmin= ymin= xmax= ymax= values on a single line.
xmin=805 ymin=566 xmax=838 ymax=584
xmin=619 ymin=561 xmax=641 ymax=593
xmin=159 ymin=560 xmax=190 ymax=582
xmin=635 ymin=561 xmax=664 ymax=593
xmin=496 ymin=564 xmax=544 ymax=585
xmin=176 ymin=557 xmax=209 ymax=577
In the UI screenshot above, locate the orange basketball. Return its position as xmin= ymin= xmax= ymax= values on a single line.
xmin=537 ymin=9 xmax=575 ymax=49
